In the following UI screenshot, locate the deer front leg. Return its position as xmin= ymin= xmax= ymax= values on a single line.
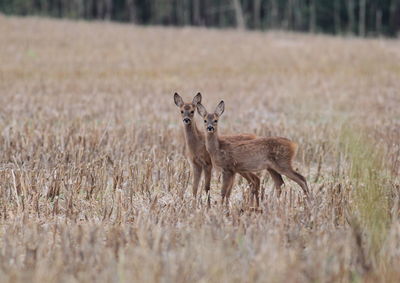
xmin=248 ymin=173 xmax=260 ymax=207
xmin=221 ymin=171 xmax=235 ymax=206
xmin=239 ymin=173 xmax=252 ymax=205
xmin=192 ymin=162 xmax=202 ymax=200
xmin=203 ymin=164 xmax=212 ymax=208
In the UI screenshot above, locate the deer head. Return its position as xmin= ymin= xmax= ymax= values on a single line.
xmin=196 ymin=101 xmax=224 ymax=133
xmin=174 ymin=92 xmax=202 ymax=125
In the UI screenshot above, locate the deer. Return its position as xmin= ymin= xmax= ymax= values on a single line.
xmin=196 ymin=100 xmax=310 ymax=207
xmin=174 ymin=92 xmax=260 ymax=207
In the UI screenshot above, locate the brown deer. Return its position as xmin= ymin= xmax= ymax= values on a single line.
xmin=174 ymin=93 xmax=260 ymax=207
xmin=196 ymin=100 xmax=310 ymax=207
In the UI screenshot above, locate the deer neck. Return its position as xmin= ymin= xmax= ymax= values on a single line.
xmin=205 ymin=131 xmax=220 ymax=155
xmin=183 ymin=122 xmax=203 ymax=151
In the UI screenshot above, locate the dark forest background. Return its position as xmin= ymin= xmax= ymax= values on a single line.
xmin=1 ymin=0 xmax=400 ymax=37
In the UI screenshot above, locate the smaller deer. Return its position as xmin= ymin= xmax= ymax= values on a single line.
xmin=196 ymin=101 xmax=310 ymax=206
xmin=174 ymin=93 xmax=260 ymax=207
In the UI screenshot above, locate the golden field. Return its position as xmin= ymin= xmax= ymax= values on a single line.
xmin=0 ymin=15 xmax=399 ymax=282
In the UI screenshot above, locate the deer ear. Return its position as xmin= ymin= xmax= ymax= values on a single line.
xmin=192 ymin=92 xmax=202 ymax=105
xmin=215 ymin=101 xmax=225 ymax=116
xmin=196 ymin=103 xmax=208 ymax=118
xmin=174 ymin=93 xmax=184 ymax=107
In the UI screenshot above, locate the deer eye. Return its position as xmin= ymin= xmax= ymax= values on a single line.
xmin=181 ymin=111 xmax=184 ymax=114
xmin=204 ymin=120 xmax=207 ymax=123
xmin=214 ymin=120 xmax=218 ymax=123
xmin=190 ymin=111 xmax=194 ymax=114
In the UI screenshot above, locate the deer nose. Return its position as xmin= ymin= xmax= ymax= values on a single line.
xmin=207 ymin=126 xmax=214 ymax=132
xmin=183 ymin=118 xmax=191 ymax=124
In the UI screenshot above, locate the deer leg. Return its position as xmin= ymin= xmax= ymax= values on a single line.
xmin=192 ymin=162 xmax=202 ymax=200
xmin=292 ymin=171 xmax=310 ymax=197
xmin=267 ymin=168 xmax=284 ymax=198
xmin=239 ymin=173 xmax=253 ymax=205
xmin=225 ymin=173 xmax=236 ymax=206
xmin=203 ymin=164 xmax=212 ymax=208
xmin=242 ymin=173 xmax=260 ymax=207
xmin=249 ymin=173 xmax=260 ymax=207
xmin=221 ymin=171 xmax=235 ymax=206
xmin=274 ymin=166 xmax=310 ymax=198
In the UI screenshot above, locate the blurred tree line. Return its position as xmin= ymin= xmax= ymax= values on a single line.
xmin=1 ymin=0 xmax=399 ymax=36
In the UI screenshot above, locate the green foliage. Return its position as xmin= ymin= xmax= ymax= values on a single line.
xmin=340 ymin=125 xmax=390 ymax=265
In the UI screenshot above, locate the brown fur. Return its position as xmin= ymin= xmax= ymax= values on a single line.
xmin=174 ymin=93 xmax=259 ymax=207
xmin=197 ymin=101 xmax=310 ymax=206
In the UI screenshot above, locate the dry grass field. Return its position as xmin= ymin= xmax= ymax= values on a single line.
xmin=0 ymin=15 xmax=400 ymax=282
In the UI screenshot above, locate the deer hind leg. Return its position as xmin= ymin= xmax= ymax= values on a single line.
xmin=192 ymin=162 xmax=202 ymax=200
xmin=293 ymin=171 xmax=310 ymax=197
xmin=203 ymin=164 xmax=212 ymax=208
xmin=221 ymin=171 xmax=235 ymax=206
xmin=273 ymin=164 xmax=310 ymax=198
xmin=267 ymin=168 xmax=284 ymax=198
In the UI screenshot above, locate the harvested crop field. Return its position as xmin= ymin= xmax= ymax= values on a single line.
xmin=0 ymin=15 xmax=400 ymax=282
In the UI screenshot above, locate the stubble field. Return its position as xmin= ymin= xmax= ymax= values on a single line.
xmin=0 ymin=15 xmax=400 ymax=282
